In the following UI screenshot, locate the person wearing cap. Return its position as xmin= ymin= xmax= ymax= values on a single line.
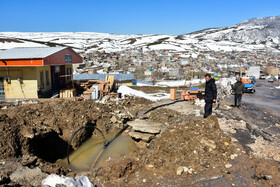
xmin=232 ymin=77 xmax=245 ymax=108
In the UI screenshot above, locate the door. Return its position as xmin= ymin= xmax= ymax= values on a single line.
xmin=54 ymin=73 xmax=61 ymax=91
xmin=0 ymin=78 xmax=5 ymax=100
xmin=51 ymin=66 xmax=61 ymax=91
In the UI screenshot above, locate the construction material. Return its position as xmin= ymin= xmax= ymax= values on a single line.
xmin=59 ymin=89 xmax=76 ymax=98
xmin=81 ymin=75 xmax=116 ymax=100
xmin=170 ymin=88 xmax=177 ymax=100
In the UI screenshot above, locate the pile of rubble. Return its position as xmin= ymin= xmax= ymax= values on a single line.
xmin=138 ymin=116 xmax=237 ymax=175
xmin=128 ymin=120 xmax=166 ymax=142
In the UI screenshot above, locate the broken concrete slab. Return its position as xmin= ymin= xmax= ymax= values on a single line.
xmin=129 ymin=131 xmax=155 ymax=142
xmin=127 ymin=119 xmax=164 ymax=134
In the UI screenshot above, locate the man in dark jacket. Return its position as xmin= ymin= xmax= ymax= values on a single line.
xmin=232 ymin=77 xmax=245 ymax=108
xmin=204 ymin=74 xmax=217 ymax=118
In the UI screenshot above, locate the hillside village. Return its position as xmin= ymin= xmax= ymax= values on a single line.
xmin=77 ymin=48 xmax=280 ymax=81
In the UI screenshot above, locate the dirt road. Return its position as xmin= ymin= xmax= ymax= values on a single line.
xmin=242 ymin=79 xmax=280 ymax=111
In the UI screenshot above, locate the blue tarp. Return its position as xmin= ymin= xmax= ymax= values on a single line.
xmin=190 ymin=87 xmax=199 ymax=91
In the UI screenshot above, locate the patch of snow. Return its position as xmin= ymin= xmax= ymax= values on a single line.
xmin=117 ymin=86 xmax=169 ymax=101
xmin=41 ymin=174 xmax=94 ymax=187
xmin=156 ymin=79 xmax=204 ymax=87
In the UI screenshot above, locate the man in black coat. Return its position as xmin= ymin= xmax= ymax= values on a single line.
xmin=204 ymin=74 xmax=217 ymax=118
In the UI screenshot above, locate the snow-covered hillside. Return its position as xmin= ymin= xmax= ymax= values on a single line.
xmin=0 ymin=16 xmax=279 ymax=54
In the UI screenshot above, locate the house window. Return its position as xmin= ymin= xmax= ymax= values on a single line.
xmin=65 ymin=55 xmax=72 ymax=64
xmin=40 ymin=71 xmax=44 ymax=87
xmin=67 ymin=67 xmax=72 ymax=75
xmin=45 ymin=70 xmax=49 ymax=86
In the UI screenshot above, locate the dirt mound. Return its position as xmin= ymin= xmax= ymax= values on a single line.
xmin=144 ymin=108 xmax=187 ymax=125
xmin=139 ymin=116 xmax=235 ymax=174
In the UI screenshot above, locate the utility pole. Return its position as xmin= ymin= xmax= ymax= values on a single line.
xmin=240 ymin=59 xmax=242 ymax=77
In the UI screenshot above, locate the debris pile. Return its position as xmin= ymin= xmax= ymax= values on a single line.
xmin=139 ymin=116 xmax=236 ymax=175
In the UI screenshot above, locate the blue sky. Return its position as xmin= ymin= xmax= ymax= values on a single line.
xmin=0 ymin=0 xmax=279 ymax=35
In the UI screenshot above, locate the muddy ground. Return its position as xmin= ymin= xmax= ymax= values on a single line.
xmin=0 ymin=83 xmax=279 ymax=186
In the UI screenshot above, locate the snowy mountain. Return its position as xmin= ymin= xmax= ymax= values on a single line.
xmin=185 ymin=16 xmax=280 ymax=48
xmin=0 ymin=16 xmax=279 ymax=54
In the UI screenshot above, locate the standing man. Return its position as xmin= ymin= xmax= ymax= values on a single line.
xmin=204 ymin=74 xmax=217 ymax=118
xmin=232 ymin=77 xmax=245 ymax=108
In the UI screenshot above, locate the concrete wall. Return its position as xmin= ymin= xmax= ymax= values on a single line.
xmin=0 ymin=66 xmax=53 ymax=99
xmin=0 ymin=67 xmax=38 ymax=99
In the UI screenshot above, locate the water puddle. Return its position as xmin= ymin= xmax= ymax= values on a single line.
xmin=57 ymin=133 xmax=136 ymax=171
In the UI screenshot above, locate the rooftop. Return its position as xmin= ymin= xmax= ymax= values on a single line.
xmin=0 ymin=47 xmax=67 ymax=60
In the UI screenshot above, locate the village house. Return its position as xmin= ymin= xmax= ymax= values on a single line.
xmin=0 ymin=47 xmax=82 ymax=99
xmin=169 ymin=67 xmax=183 ymax=77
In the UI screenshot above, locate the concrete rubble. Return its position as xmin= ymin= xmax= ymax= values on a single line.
xmin=127 ymin=119 xmax=166 ymax=142
xmin=10 ymin=166 xmax=48 ymax=186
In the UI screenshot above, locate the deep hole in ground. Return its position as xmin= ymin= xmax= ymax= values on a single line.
xmin=28 ymin=131 xmax=70 ymax=163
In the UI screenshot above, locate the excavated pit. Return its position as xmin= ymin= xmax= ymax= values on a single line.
xmin=28 ymin=131 xmax=69 ymax=163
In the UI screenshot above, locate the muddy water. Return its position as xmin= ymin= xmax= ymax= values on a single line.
xmin=57 ymin=133 xmax=136 ymax=171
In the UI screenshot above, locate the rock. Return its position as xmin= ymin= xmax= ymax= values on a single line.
xmin=200 ymin=138 xmax=216 ymax=150
xmin=229 ymin=129 xmax=237 ymax=134
xmin=21 ymin=155 xmax=37 ymax=166
xmin=264 ymin=175 xmax=273 ymax=180
xmin=275 ymin=123 xmax=280 ymax=127
xmin=183 ymin=167 xmax=189 ymax=172
xmin=129 ymin=131 xmax=155 ymax=142
xmin=176 ymin=166 xmax=184 ymax=176
xmin=10 ymin=166 xmax=48 ymax=186
xmin=231 ymin=137 xmax=238 ymax=142
xmin=230 ymin=154 xmax=238 ymax=160
xmin=187 ymin=167 xmax=194 ymax=174
xmin=101 ymin=95 xmax=110 ymax=103
xmin=1 ymin=106 xmax=8 ymax=110
xmin=147 ymin=164 xmax=154 ymax=168
xmin=169 ymin=129 xmax=176 ymax=133
xmin=114 ymin=110 xmax=121 ymax=114
xmin=0 ymin=169 xmax=11 ymax=185
xmin=225 ymin=164 xmax=232 ymax=168
xmin=110 ymin=116 xmax=117 ymax=123
xmin=210 ymin=175 xmax=223 ymax=180
xmin=142 ymin=179 xmax=147 ymax=183
xmin=127 ymin=120 xmax=164 ymax=134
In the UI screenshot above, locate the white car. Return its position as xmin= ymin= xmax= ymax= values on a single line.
xmin=268 ymin=76 xmax=276 ymax=83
